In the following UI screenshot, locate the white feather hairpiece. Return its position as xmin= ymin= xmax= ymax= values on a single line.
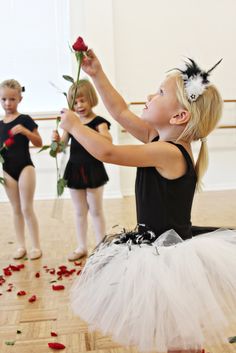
xmin=176 ymin=58 xmax=222 ymax=102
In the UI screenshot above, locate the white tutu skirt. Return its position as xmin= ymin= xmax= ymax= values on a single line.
xmin=71 ymin=228 xmax=236 ymax=352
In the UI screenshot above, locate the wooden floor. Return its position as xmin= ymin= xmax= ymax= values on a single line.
xmin=0 ymin=190 xmax=236 ymax=353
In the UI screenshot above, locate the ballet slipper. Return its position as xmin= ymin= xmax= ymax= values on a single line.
xmin=29 ymin=248 xmax=42 ymax=260
xmin=68 ymin=250 xmax=87 ymax=261
xmin=13 ymin=247 xmax=26 ymax=260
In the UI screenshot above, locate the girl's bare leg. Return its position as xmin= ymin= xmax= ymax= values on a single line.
xmin=18 ymin=166 xmax=41 ymax=259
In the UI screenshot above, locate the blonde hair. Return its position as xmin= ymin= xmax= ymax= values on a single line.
xmin=169 ymin=72 xmax=223 ymax=190
xmin=68 ymin=79 xmax=98 ymax=109
xmin=0 ymin=79 xmax=23 ymax=96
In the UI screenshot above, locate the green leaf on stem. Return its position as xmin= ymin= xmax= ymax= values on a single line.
xmin=62 ymin=75 xmax=75 ymax=83
xmin=38 ymin=145 xmax=50 ymax=153
xmin=49 ymin=149 xmax=57 ymax=158
xmin=57 ymin=178 xmax=67 ymax=196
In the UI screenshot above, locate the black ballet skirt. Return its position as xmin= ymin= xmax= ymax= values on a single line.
xmin=64 ymin=116 xmax=110 ymax=189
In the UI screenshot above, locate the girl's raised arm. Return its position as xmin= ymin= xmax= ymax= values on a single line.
xmin=82 ymin=50 xmax=156 ymax=143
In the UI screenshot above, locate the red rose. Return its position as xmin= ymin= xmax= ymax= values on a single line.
xmin=4 ymin=138 xmax=14 ymax=148
xmin=72 ymin=36 xmax=88 ymax=52
xmin=8 ymin=130 xmax=14 ymax=138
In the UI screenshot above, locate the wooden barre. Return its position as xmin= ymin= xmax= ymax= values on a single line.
xmin=128 ymin=100 xmax=236 ymax=105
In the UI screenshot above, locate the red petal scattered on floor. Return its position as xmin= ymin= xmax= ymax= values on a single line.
xmin=17 ymin=290 xmax=26 ymax=296
xmin=48 ymin=342 xmax=65 ymax=349
xmin=50 ymin=332 xmax=58 ymax=337
xmin=28 ymin=295 xmax=37 ymax=302
xmin=52 ymin=285 xmax=65 ymax=291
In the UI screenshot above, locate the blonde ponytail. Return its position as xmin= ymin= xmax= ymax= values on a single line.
xmin=195 ymin=140 xmax=208 ymax=191
xmin=169 ymin=72 xmax=223 ymax=189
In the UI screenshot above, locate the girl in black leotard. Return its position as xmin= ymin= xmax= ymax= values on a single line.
xmin=0 ymin=79 xmax=43 ymax=260
xmin=52 ymin=80 xmax=112 ymax=261
xmin=60 ymin=53 xmax=236 ymax=353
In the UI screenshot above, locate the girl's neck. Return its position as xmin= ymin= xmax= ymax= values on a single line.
xmin=157 ymin=125 xmax=187 ymax=143
xmin=4 ymin=111 xmax=20 ymax=121
xmin=79 ymin=111 xmax=96 ymax=124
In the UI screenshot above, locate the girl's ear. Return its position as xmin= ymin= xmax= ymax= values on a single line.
xmin=169 ymin=110 xmax=190 ymax=125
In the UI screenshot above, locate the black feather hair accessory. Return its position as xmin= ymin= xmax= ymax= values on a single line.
xmin=176 ymin=58 xmax=222 ymax=102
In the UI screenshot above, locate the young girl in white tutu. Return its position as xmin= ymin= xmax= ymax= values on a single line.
xmin=60 ymin=52 xmax=236 ymax=353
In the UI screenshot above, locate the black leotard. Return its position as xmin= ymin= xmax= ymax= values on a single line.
xmin=0 ymin=114 xmax=38 ymax=181
xmin=64 ymin=116 xmax=111 ymax=189
xmin=135 ymin=138 xmax=197 ymax=240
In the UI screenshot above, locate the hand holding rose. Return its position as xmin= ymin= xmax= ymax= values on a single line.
xmin=81 ymin=49 xmax=103 ymax=77
xmin=60 ymin=109 xmax=81 ymax=134
xmin=10 ymin=124 xmax=28 ymax=136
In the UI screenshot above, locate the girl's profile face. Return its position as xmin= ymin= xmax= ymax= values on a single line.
xmin=141 ymin=76 xmax=181 ymax=127
xmin=0 ymin=87 xmax=22 ymax=115
xmin=73 ymin=95 xmax=92 ymax=118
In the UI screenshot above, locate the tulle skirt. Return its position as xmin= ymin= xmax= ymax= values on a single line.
xmin=71 ymin=228 xmax=236 ymax=352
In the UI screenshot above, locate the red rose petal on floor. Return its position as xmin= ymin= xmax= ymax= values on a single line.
xmin=9 ymin=265 xmax=20 ymax=271
xmin=35 ymin=272 xmax=40 ymax=278
xmin=77 ymin=270 xmax=81 ymax=275
xmin=49 ymin=269 xmax=56 ymax=275
xmin=28 ymin=295 xmax=37 ymax=302
xmin=0 ymin=277 xmax=6 ymax=285
xmin=48 ymin=342 xmax=65 ymax=349
xmin=3 ymin=268 xmax=12 ymax=276
xmin=17 ymin=264 xmax=25 ymax=269
xmin=74 ymin=261 xmax=81 ymax=266
xmin=50 ymin=331 xmax=58 ymax=337
xmin=52 ymin=285 xmax=65 ymax=291
xmin=17 ymin=290 xmax=26 ymax=296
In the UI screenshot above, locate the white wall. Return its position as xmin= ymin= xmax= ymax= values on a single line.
xmin=1 ymin=0 xmax=236 ymax=202
xmin=80 ymin=0 xmax=236 ymax=193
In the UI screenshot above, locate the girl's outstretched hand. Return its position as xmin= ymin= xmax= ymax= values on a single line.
xmin=60 ymin=108 xmax=80 ymax=133
xmin=81 ymin=49 xmax=102 ymax=77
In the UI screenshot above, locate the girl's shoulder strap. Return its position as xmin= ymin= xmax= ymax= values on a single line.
xmin=167 ymin=141 xmax=194 ymax=168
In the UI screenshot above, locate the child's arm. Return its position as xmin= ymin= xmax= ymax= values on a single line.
xmin=60 ymin=109 xmax=187 ymax=179
xmin=51 ymin=130 xmax=69 ymax=152
xmin=82 ymin=50 xmax=157 ymax=143
xmin=96 ymin=123 xmax=112 ymax=142
xmin=11 ymin=125 xmax=42 ymax=147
